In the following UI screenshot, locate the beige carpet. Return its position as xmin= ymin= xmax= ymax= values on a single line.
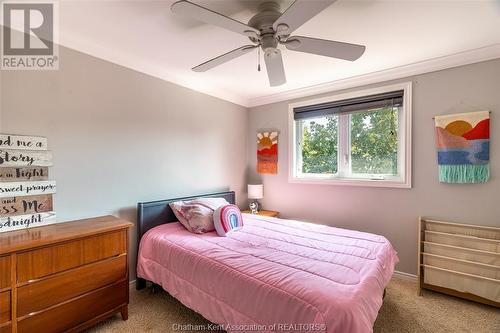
xmin=86 ymin=278 xmax=500 ymax=333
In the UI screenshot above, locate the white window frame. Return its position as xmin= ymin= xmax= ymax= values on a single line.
xmin=288 ymin=82 xmax=412 ymax=188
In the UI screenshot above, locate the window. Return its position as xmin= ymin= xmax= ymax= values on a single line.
xmin=289 ymin=83 xmax=412 ymax=188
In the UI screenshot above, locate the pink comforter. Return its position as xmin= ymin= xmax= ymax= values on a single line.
xmin=137 ymin=214 xmax=398 ymax=333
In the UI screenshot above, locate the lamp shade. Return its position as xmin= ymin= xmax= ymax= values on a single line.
xmin=248 ymin=184 xmax=264 ymax=199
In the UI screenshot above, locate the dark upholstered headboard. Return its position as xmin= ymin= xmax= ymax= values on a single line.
xmin=137 ymin=190 xmax=235 ymax=245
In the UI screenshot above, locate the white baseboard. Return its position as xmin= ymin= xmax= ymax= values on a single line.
xmin=129 ymin=279 xmax=137 ymax=288
xmin=393 ymin=270 xmax=418 ymax=281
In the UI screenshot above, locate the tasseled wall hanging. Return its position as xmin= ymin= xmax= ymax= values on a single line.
xmin=435 ymin=111 xmax=490 ymax=183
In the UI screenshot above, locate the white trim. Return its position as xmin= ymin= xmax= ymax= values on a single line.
xmin=393 ymin=270 xmax=418 ymax=281
xmin=249 ymin=44 xmax=500 ymax=107
xmin=287 ymin=178 xmax=412 ymax=189
xmin=53 ymin=27 xmax=500 ymax=108
xmin=288 ymin=82 xmax=412 ymax=188
xmin=57 ymin=30 xmax=250 ymax=107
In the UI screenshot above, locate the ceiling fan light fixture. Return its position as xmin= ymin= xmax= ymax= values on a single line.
xmin=261 ymin=35 xmax=278 ymax=52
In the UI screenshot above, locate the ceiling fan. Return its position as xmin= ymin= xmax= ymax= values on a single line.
xmin=171 ymin=0 xmax=366 ymax=87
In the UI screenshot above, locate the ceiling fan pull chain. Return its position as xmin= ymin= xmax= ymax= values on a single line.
xmin=257 ymin=47 xmax=261 ymax=72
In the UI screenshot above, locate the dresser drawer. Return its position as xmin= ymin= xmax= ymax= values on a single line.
xmin=0 ymin=291 xmax=10 ymax=324
xmin=18 ymin=255 xmax=127 ymax=316
xmin=0 ymin=324 xmax=11 ymax=333
xmin=17 ymin=280 xmax=127 ymax=333
xmin=17 ymin=230 xmax=127 ymax=282
xmin=0 ymin=257 xmax=10 ymax=290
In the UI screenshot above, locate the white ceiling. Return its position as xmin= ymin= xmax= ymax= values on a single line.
xmin=57 ymin=0 xmax=500 ymax=107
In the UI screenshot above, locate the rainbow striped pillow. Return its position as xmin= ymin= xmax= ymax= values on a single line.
xmin=214 ymin=204 xmax=244 ymax=236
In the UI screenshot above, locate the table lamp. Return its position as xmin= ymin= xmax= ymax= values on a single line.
xmin=247 ymin=184 xmax=264 ymax=214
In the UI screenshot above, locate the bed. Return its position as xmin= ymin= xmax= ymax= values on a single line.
xmin=136 ymin=191 xmax=398 ymax=333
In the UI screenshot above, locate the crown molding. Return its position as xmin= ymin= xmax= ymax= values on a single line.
xmin=57 ymin=30 xmax=250 ymax=107
xmin=0 ymin=24 xmax=251 ymax=107
xmin=54 ymin=29 xmax=500 ymax=108
xmin=247 ymin=44 xmax=500 ymax=108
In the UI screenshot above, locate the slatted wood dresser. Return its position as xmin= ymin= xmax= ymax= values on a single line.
xmin=0 ymin=215 xmax=133 ymax=333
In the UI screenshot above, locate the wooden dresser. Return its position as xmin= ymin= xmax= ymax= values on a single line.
xmin=0 ymin=215 xmax=133 ymax=333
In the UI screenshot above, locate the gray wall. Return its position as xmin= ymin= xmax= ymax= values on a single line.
xmin=2 ymin=44 xmax=498 ymax=278
xmin=0 ymin=46 xmax=248 ymax=278
xmin=247 ymin=59 xmax=500 ymax=275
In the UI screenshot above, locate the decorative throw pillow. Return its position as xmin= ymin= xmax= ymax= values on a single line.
xmin=170 ymin=197 xmax=229 ymax=234
xmin=214 ymin=204 xmax=244 ymax=237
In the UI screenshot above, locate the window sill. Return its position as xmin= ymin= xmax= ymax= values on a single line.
xmin=288 ymin=176 xmax=411 ymax=188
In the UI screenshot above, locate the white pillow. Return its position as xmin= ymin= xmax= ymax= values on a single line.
xmin=170 ymin=197 xmax=229 ymax=234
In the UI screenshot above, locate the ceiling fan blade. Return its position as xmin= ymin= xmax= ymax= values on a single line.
xmin=264 ymin=49 xmax=286 ymax=87
xmin=273 ymin=0 xmax=335 ymax=36
xmin=192 ymin=45 xmax=258 ymax=72
xmin=285 ymin=36 xmax=365 ymax=61
xmin=171 ymin=1 xmax=259 ymax=38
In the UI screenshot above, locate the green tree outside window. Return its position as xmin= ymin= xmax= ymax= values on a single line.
xmin=301 ymin=108 xmax=398 ymax=175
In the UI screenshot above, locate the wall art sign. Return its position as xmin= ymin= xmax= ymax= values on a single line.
xmin=0 ymin=212 xmax=57 ymax=233
xmin=0 ymin=149 xmax=53 ymax=167
xmin=0 ymin=181 xmax=56 ymax=197
xmin=0 ymin=134 xmax=48 ymax=150
xmin=0 ymin=167 xmax=49 ymax=182
xmin=257 ymin=131 xmax=278 ymax=174
xmin=435 ymin=111 xmax=490 ymax=183
xmin=0 ymin=194 xmax=53 ymax=218
xmin=0 ymin=134 xmax=56 ymax=233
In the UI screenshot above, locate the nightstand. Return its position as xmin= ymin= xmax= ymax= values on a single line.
xmin=242 ymin=210 xmax=280 ymax=218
